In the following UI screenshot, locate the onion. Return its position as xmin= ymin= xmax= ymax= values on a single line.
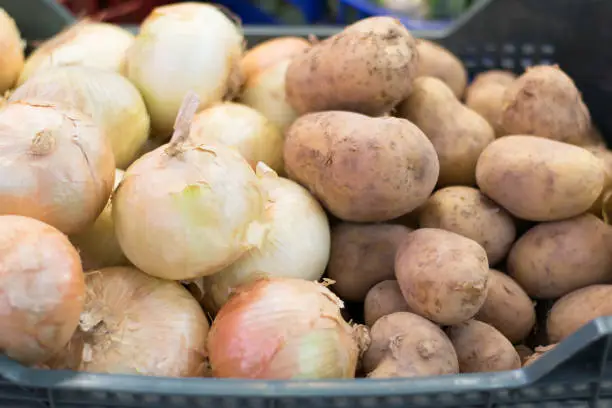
xmin=0 ymin=9 xmax=24 ymax=93
xmin=0 ymin=215 xmax=84 ymax=365
xmin=202 ymin=163 xmax=330 ymax=312
xmin=0 ymin=100 xmax=115 ymax=234
xmin=189 ymin=102 xmax=284 ymax=173
xmin=46 ymin=266 xmax=209 ymax=377
xmin=10 ymin=66 xmax=151 ymax=169
xmin=70 ymin=170 xmax=129 ymax=271
xmin=239 ymin=59 xmax=299 ymax=133
xmin=18 ymin=21 xmax=134 ymax=86
xmin=240 ymin=37 xmax=310 ymax=81
xmin=113 ymin=92 xmax=268 ymax=280
xmin=208 ymin=277 xmax=369 ymax=379
xmin=124 ymin=3 xmax=244 ymax=140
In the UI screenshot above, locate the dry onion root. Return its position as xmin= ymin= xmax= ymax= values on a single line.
xmin=0 ymin=8 xmax=24 ymax=94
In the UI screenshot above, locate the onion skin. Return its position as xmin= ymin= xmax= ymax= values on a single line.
xmin=240 ymin=37 xmax=310 ymax=81
xmin=0 ymin=215 xmax=84 ymax=365
xmin=0 ymin=9 xmax=24 ymax=94
xmin=0 ymin=100 xmax=115 ymax=234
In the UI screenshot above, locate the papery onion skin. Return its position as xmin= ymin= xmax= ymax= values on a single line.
xmin=47 ymin=267 xmax=209 ymax=377
xmin=113 ymin=143 xmax=268 ymax=280
xmin=124 ymin=3 xmax=244 ymax=140
xmin=0 ymin=215 xmax=84 ymax=365
xmin=18 ymin=22 xmax=134 ymax=86
xmin=0 ymin=100 xmax=115 ymax=234
xmin=10 ymin=66 xmax=151 ymax=169
xmin=208 ymin=277 xmax=364 ymax=379
xmin=0 ymin=9 xmax=24 ymax=94
xmin=190 ymin=103 xmax=284 ymax=173
xmin=240 ymin=37 xmax=310 ymax=81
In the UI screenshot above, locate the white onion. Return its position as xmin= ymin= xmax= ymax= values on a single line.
xmin=10 ymin=66 xmax=150 ymax=169
xmin=0 ymin=8 xmax=24 ymax=93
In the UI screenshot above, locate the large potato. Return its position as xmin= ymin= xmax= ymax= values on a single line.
xmin=364 ymin=280 xmax=412 ymax=326
xmin=395 ymin=228 xmax=489 ymax=325
xmin=476 ymin=135 xmax=605 ymax=221
xmin=284 ymin=111 xmax=439 ymax=222
xmin=465 ymin=70 xmax=516 ymax=137
xmin=507 ymin=213 xmax=612 ymax=299
xmin=415 ymin=40 xmax=467 ymax=98
xmin=584 ymin=146 xmax=612 ymax=217
xmin=285 ymin=17 xmax=418 ymax=116
xmin=418 ymin=186 xmax=516 ymax=266
xmin=396 ymin=76 xmax=495 ymax=187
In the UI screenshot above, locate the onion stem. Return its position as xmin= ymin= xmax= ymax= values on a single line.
xmin=165 ymin=91 xmax=200 ymax=157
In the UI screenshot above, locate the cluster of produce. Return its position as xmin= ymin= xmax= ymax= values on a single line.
xmin=0 ymin=2 xmax=611 ymax=381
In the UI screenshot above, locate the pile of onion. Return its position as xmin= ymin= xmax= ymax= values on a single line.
xmin=0 ymin=215 xmax=85 ymax=365
xmin=124 ymin=3 xmax=245 ymax=140
xmin=240 ymin=37 xmax=310 ymax=81
xmin=208 ymin=277 xmax=369 ymax=379
xmin=0 ymin=8 xmax=24 ymax=94
xmin=46 ymin=266 xmax=209 ymax=377
xmin=112 ymin=92 xmax=268 ymax=280
xmin=0 ymin=100 xmax=115 ymax=234
xmin=10 ymin=66 xmax=151 ymax=169
xmin=202 ymin=163 xmax=330 ymax=312
xmin=18 ymin=21 xmax=134 ymax=86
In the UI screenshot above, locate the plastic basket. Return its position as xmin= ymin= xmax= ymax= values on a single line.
xmin=212 ymin=0 xmax=328 ymax=24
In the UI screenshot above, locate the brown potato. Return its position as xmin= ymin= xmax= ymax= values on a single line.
xmin=327 ymin=224 xmax=412 ymax=302
xmin=515 ymin=345 xmax=533 ymax=365
xmin=362 ymin=312 xmax=459 ymax=378
xmin=500 ymin=65 xmax=591 ymax=145
xmin=447 ymin=320 xmax=521 ymax=373
xmin=285 ymin=17 xmax=418 ymax=116
xmin=476 ymin=135 xmax=605 ymax=221
xmin=284 ymin=111 xmax=440 ymax=222
xmin=523 ymin=344 xmax=557 ymax=367
xmin=474 ymin=270 xmax=535 ymax=343
xmin=507 ymin=214 xmax=612 ymax=299
xmin=418 ymin=186 xmax=516 ymax=266
xmin=415 ymin=40 xmax=467 ymax=98
xmin=396 ymin=76 xmax=495 ymax=187
xmin=547 ymin=285 xmax=612 ymax=343
xmin=584 ymin=146 xmax=612 ymax=217
xmin=364 ymin=280 xmax=411 ymax=327
xmin=395 ymin=228 xmax=489 ymax=325
xmin=465 ymin=70 xmax=516 ymax=137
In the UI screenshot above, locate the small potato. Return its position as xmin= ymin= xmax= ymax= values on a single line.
xmin=415 ymin=40 xmax=467 ymax=98
xmin=327 ymin=224 xmax=412 ymax=302
xmin=474 ymin=270 xmax=535 ymax=343
xmin=363 ymin=312 xmax=459 ymax=378
xmin=418 ymin=186 xmax=516 ymax=265
xmin=507 ymin=214 xmax=612 ymax=299
xmin=515 ymin=345 xmax=533 ymax=365
xmin=240 ymin=37 xmax=310 ymax=81
xmin=286 ymin=17 xmax=418 ymax=116
xmin=395 ymin=228 xmax=489 ymax=325
xmin=500 ymin=65 xmax=591 ymax=146
xmin=447 ymin=320 xmax=521 ymax=373
xmin=396 ymin=76 xmax=495 ymax=187
xmin=465 ymin=70 xmax=516 ymax=137
xmin=476 ymin=135 xmax=605 ymax=221
xmin=547 ymin=285 xmax=612 ymax=343
xmin=523 ymin=344 xmax=556 ymax=367
xmin=364 ymin=280 xmax=411 ymax=326
xmin=284 ymin=111 xmax=440 ymax=222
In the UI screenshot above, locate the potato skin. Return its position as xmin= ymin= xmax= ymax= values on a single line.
xmin=363 ymin=312 xmax=459 ymax=378
xmin=418 ymin=186 xmax=516 ymax=266
xmin=547 ymin=285 xmax=612 ymax=343
xmin=507 ymin=214 xmax=612 ymax=299
xmin=396 ymin=76 xmax=495 ymax=187
xmin=584 ymin=146 xmax=612 ymax=217
xmin=523 ymin=344 xmax=556 ymax=367
xmin=474 ymin=270 xmax=535 ymax=343
xmin=465 ymin=70 xmax=516 ymax=137
xmin=285 ymin=17 xmax=418 ymax=116
xmin=284 ymin=111 xmax=440 ymax=222
xmin=476 ymin=135 xmax=605 ymax=221
xmin=395 ymin=228 xmax=489 ymax=325
xmin=447 ymin=320 xmax=521 ymax=373
xmin=364 ymin=280 xmax=411 ymax=327
xmin=415 ymin=40 xmax=467 ymax=98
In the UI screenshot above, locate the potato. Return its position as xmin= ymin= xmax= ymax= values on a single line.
xmin=284 ymin=111 xmax=439 ymax=222
xmin=523 ymin=344 xmax=556 ymax=367
xmin=500 ymin=65 xmax=591 ymax=146
xmin=285 ymin=17 xmax=418 ymax=116
xmin=364 ymin=280 xmax=411 ymax=327
xmin=584 ymin=146 xmax=612 ymax=217
xmin=240 ymin=37 xmax=310 ymax=81
xmin=465 ymin=70 xmax=516 ymax=137
xmin=515 ymin=345 xmax=533 ymax=365
xmin=415 ymin=40 xmax=467 ymax=98
xmin=327 ymin=224 xmax=412 ymax=302
xmin=418 ymin=186 xmax=516 ymax=266
xmin=547 ymin=284 xmax=612 ymax=343
xmin=474 ymin=270 xmax=535 ymax=343
xmin=395 ymin=228 xmax=489 ymax=325
xmin=507 ymin=214 xmax=612 ymax=299
xmin=447 ymin=320 xmax=521 ymax=373
xmin=362 ymin=312 xmax=459 ymax=378
xmin=396 ymin=76 xmax=495 ymax=187
xmin=476 ymin=135 xmax=605 ymax=221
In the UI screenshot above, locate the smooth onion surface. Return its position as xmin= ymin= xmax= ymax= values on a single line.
xmin=10 ymin=66 xmax=150 ymax=168
xmin=0 ymin=215 xmax=84 ymax=365
xmin=240 ymin=37 xmax=310 ymax=81
xmin=0 ymin=8 xmax=24 ymax=93
xmin=0 ymin=101 xmax=115 ymax=234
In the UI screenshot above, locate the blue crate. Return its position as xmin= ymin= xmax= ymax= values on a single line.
xmin=211 ymin=0 xmax=327 ymax=24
